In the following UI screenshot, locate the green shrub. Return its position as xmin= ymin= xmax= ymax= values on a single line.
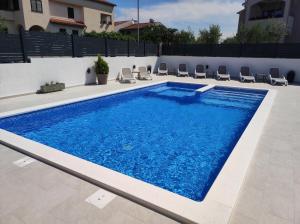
xmin=94 ymin=55 xmax=109 ymax=75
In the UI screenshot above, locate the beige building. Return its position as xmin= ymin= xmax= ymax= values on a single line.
xmin=115 ymin=19 xmax=163 ymax=36
xmin=238 ymin=0 xmax=300 ymax=43
xmin=0 ymin=0 xmax=116 ymax=35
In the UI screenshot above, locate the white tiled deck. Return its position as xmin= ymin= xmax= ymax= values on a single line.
xmin=0 ymin=76 xmax=299 ymax=224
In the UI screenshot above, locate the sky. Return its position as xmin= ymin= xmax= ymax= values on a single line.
xmin=112 ymin=0 xmax=244 ymax=39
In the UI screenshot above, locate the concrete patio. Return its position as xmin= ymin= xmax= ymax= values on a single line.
xmin=0 ymin=75 xmax=299 ymax=224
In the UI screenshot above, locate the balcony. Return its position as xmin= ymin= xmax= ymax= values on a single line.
xmin=248 ymin=0 xmax=286 ymax=21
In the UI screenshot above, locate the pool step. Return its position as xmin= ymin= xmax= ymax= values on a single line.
xmin=196 ymin=85 xmax=215 ymax=93
xmin=199 ymin=88 xmax=265 ymax=109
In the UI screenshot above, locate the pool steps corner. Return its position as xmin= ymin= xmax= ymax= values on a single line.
xmin=195 ymin=85 xmax=215 ymax=93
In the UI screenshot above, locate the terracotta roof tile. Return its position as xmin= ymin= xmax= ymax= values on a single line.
xmin=50 ymin=17 xmax=86 ymax=28
xmin=121 ymin=23 xmax=153 ymax=30
xmin=114 ymin=21 xmax=130 ymax=26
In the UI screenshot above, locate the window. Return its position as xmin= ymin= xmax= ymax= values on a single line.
xmin=0 ymin=0 xmax=19 ymax=10
xmin=101 ymin=14 xmax=112 ymax=25
xmin=72 ymin=30 xmax=79 ymax=35
xmin=31 ymin=0 xmax=43 ymax=13
xmin=68 ymin=7 xmax=74 ymax=19
xmin=59 ymin=28 xmax=67 ymax=34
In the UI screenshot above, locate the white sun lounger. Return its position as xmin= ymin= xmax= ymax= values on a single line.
xmin=158 ymin=63 xmax=168 ymax=76
xmin=138 ymin=66 xmax=152 ymax=80
xmin=178 ymin=64 xmax=189 ymax=77
xmin=268 ymin=68 xmax=288 ymax=86
xmin=194 ymin=64 xmax=206 ymax=79
xmin=240 ymin=66 xmax=255 ymax=82
xmin=216 ymin=65 xmax=230 ymax=81
xmin=121 ymin=68 xmax=136 ymax=83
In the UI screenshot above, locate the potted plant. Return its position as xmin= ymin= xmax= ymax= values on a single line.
xmin=94 ymin=55 xmax=109 ymax=85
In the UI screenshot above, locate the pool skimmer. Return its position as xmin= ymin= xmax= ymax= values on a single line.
xmin=85 ymin=189 xmax=116 ymax=209
xmin=13 ymin=156 xmax=36 ymax=167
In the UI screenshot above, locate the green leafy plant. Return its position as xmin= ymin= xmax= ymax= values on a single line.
xmin=223 ymin=22 xmax=287 ymax=44
xmin=197 ymin=25 xmax=222 ymax=44
xmin=94 ymin=55 xmax=109 ymax=75
xmin=0 ymin=17 xmax=8 ymax=33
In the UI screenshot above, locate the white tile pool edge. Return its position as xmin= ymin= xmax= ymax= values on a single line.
xmin=0 ymin=81 xmax=276 ymax=224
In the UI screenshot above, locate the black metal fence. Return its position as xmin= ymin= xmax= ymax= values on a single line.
xmin=0 ymin=30 xmax=159 ymax=63
xmin=162 ymin=43 xmax=300 ymax=59
xmin=2 ymin=30 xmax=300 ymax=63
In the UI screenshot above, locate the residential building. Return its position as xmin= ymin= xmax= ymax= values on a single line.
xmin=115 ymin=19 xmax=163 ymax=36
xmin=238 ymin=0 xmax=300 ymax=42
xmin=0 ymin=0 xmax=116 ymax=35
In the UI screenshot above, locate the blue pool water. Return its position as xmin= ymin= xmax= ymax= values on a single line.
xmin=0 ymin=82 xmax=266 ymax=201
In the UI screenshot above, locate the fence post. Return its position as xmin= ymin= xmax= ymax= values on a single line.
xmin=275 ymin=43 xmax=280 ymax=58
xmin=157 ymin=43 xmax=161 ymax=57
xmin=127 ymin=39 xmax=130 ymax=57
xmin=239 ymin=44 xmax=242 ymax=57
xmin=104 ymin=37 xmax=108 ymax=57
xmin=71 ymin=34 xmax=76 ymax=57
xmin=19 ymin=27 xmax=29 ymax=63
xmin=143 ymin=41 xmax=146 ymax=56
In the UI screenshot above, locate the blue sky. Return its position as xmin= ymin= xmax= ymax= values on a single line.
xmin=112 ymin=0 xmax=244 ymax=38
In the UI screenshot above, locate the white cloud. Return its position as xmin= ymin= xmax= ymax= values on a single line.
xmin=116 ymin=0 xmax=243 ymax=38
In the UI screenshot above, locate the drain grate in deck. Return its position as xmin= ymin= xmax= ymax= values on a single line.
xmin=13 ymin=156 xmax=36 ymax=167
xmin=85 ymin=189 xmax=116 ymax=209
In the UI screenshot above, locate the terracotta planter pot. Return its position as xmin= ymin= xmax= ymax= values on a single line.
xmin=96 ymin=74 xmax=108 ymax=85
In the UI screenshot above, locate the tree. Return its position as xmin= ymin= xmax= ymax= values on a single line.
xmin=223 ymin=22 xmax=287 ymax=44
xmin=173 ymin=28 xmax=195 ymax=44
xmin=85 ymin=31 xmax=135 ymax=41
xmin=222 ymin=36 xmax=239 ymax=44
xmin=0 ymin=17 xmax=8 ymax=33
xmin=197 ymin=25 xmax=222 ymax=44
xmin=140 ymin=25 xmax=176 ymax=43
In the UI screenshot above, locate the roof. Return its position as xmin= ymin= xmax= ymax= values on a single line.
xmin=237 ymin=9 xmax=246 ymax=14
xmin=121 ymin=22 xmax=159 ymax=30
xmin=49 ymin=17 xmax=86 ymax=28
xmin=87 ymin=0 xmax=116 ymax=7
xmin=114 ymin=20 xmax=131 ymax=26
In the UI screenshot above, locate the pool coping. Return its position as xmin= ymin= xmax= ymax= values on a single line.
xmin=0 ymin=81 xmax=276 ymax=224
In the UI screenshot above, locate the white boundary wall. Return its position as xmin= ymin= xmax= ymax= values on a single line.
xmin=0 ymin=55 xmax=299 ymax=98
xmin=158 ymin=56 xmax=300 ymax=82
xmin=0 ymin=57 xmax=158 ymax=98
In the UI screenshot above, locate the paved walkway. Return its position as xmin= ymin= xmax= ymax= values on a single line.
xmin=0 ymin=76 xmax=299 ymax=224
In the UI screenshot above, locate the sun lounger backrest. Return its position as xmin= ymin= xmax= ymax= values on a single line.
xmin=270 ymin=68 xmax=280 ymax=78
xmin=196 ymin=65 xmax=205 ymax=73
xmin=139 ymin=67 xmax=147 ymax=73
xmin=160 ymin=63 xmax=167 ymax=71
xmin=241 ymin=66 xmax=250 ymax=76
xmin=179 ymin=64 xmax=187 ymax=72
xmin=218 ymin=66 xmax=227 ymax=74
xmin=122 ymin=68 xmax=132 ymax=78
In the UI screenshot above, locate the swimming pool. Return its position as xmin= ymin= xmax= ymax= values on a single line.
xmin=0 ymin=82 xmax=266 ymax=202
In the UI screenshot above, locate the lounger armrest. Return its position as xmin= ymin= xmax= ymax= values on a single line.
xmin=268 ymin=74 xmax=272 ymax=81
